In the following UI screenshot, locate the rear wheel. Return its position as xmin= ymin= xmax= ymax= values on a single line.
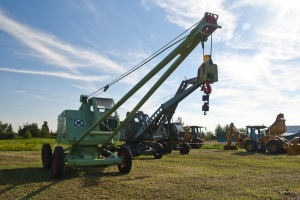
xmin=191 ymin=137 xmax=202 ymax=149
xmin=267 ymin=140 xmax=281 ymax=154
xmin=180 ymin=142 xmax=190 ymax=155
xmin=244 ymin=141 xmax=257 ymax=152
xmin=153 ymin=143 xmax=164 ymax=159
xmin=52 ymin=146 xmax=65 ymax=178
xmin=42 ymin=143 xmax=52 ymax=168
xmin=118 ymin=146 xmax=132 ymax=174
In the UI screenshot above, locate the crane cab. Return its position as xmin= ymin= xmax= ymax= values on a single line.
xmin=56 ymin=95 xmax=120 ymax=145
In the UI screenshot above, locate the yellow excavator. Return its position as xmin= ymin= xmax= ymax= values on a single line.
xmin=224 ymin=113 xmax=300 ymax=155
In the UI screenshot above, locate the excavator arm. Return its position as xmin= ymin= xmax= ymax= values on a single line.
xmin=130 ymin=55 xmax=218 ymax=141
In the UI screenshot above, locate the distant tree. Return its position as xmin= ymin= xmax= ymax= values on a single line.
xmin=24 ymin=130 xmax=32 ymax=139
xmin=19 ymin=123 xmax=40 ymax=137
xmin=29 ymin=123 xmax=40 ymax=137
xmin=214 ymin=124 xmax=231 ymax=139
xmin=0 ymin=121 xmax=8 ymax=133
xmin=214 ymin=124 xmax=224 ymax=138
xmin=0 ymin=121 xmax=16 ymax=139
xmin=19 ymin=123 xmax=28 ymax=137
xmin=6 ymin=124 xmax=14 ymax=133
xmin=224 ymin=124 xmax=230 ymax=133
xmin=42 ymin=121 xmax=49 ymax=131
xmin=203 ymin=131 xmax=217 ymax=140
xmin=40 ymin=121 xmax=50 ymax=138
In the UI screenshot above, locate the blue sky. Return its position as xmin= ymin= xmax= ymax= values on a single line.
xmin=0 ymin=0 xmax=300 ymax=133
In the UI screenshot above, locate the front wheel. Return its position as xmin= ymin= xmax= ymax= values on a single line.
xmin=180 ymin=142 xmax=190 ymax=155
xmin=118 ymin=146 xmax=132 ymax=174
xmin=52 ymin=146 xmax=65 ymax=178
xmin=267 ymin=140 xmax=281 ymax=154
xmin=42 ymin=143 xmax=52 ymax=168
xmin=159 ymin=142 xmax=172 ymax=154
xmin=153 ymin=143 xmax=164 ymax=159
xmin=191 ymin=137 xmax=202 ymax=149
xmin=244 ymin=141 xmax=257 ymax=153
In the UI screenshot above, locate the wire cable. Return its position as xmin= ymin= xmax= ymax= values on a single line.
xmin=141 ymin=92 xmax=176 ymax=110
xmin=88 ymin=20 xmax=203 ymax=98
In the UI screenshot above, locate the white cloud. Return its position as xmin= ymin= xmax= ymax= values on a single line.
xmin=0 ymin=9 xmax=126 ymax=74
xmin=141 ymin=0 xmax=300 ymax=132
xmin=0 ymin=67 xmax=109 ymax=82
xmin=142 ymin=0 xmax=235 ymax=42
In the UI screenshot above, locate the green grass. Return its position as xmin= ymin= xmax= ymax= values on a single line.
xmin=0 ymin=146 xmax=300 ymax=199
xmin=0 ymin=138 xmax=125 ymax=151
xmin=0 ymin=138 xmax=57 ymax=151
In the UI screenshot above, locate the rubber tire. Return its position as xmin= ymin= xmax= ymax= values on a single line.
xmin=52 ymin=146 xmax=65 ymax=178
xmin=191 ymin=137 xmax=202 ymax=149
xmin=42 ymin=143 xmax=52 ymax=168
xmin=118 ymin=146 xmax=132 ymax=174
xmin=244 ymin=141 xmax=257 ymax=153
xmin=267 ymin=140 xmax=281 ymax=154
xmin=159 ymin=142 xmax=172 ymax=154
xmin=153 ymin=143 xmax=164 ymax=159
xmin=180 ymin=142 xmax=190 ymax=155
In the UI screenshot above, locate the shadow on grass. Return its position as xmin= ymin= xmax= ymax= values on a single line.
xmin=1 ymin=165 xmax=93 ymax=181
xmin=0 ymin=167 xmax=59 ymax=198
xmin=230 ymin=151 xmax=285 ymax=156
xmin=0 ymin=165 xmax=129 ymax=198
xmin=133 ymin=157 xmax=158 ymax=160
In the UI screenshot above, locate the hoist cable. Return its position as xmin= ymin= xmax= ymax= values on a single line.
xmin=89 ymin=20 xmax=203 ymax=98
xmin=141 ymin=92 xmax=176 ymax=110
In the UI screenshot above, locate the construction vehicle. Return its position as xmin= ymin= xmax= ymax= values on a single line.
xmin=42 ymin=96 xmax=132 ymax=178
xmin=119 ymin=111 xmax=165 ymax=158
xmin=121 ymin=53 xmax=219 ymax=156
xmin=157 ymin=122 xmax=189 ymax=155
xmin=41 ymin=12 xmax=221 ymax=178
xmin=223 ymin=123 xmax=244 ymax=150
xmin=183 ymin=125 xmax=205 ymax=149
xmin=120 ymin=12 xmax=221 ymax=157
xmin=224 ymin=113 xmax=300 ymax=154
xmin=285 ymin=135 xmax=300 ymax=155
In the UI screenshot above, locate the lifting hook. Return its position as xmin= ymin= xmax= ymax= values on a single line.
xmin=202 ymin=81 xmax=212 ymax=95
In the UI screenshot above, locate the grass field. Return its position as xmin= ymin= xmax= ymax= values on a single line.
xmin=0 ymin=138 xmax=58 ymax=151
xmin=1 ymin=139 xmax=300 ymax=199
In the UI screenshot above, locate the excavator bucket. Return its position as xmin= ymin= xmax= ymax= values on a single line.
xmin=286 ymin=137 xmax=300 ymax=155
xmin=287 ymin=144 xmax=300 ymax=155
xmin=265 ymin=113 xmax=286 ymax=136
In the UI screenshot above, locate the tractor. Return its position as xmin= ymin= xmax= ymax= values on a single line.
xmin=224 ymin=113 xmax=300 ymax=155
xmin=183 ymin=125 xmax=205 ymax=149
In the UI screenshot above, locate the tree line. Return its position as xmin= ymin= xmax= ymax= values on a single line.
xmin=0 ymin=121 xmax=55 ymax=139
xmin=1 ymin=119 xmax=243 ymax=141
